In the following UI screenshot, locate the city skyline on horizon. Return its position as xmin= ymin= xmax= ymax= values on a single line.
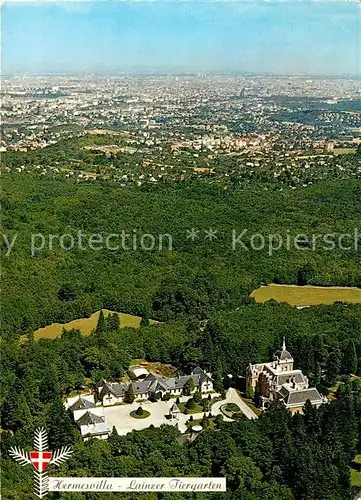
xmin=2 ymin=71 xmax=360 ymax=80
xmin=2 ymin=1 xmax=360 ymax=78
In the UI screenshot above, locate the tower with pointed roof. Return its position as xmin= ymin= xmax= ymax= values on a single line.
xmin=247 ymin=337 xmax=326 ymax=414
xmin=272 ymin=337 xmax=294 ymax=372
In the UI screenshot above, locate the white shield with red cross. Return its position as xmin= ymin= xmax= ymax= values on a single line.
xmin=29 ymin=451 xmax=53 ymax=472
xmin=9 ymin=428 xmax=73 ymax=499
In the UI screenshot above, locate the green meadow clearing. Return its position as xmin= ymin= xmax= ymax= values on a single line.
xmin=351 ymin=469 xmax=361 ymax=487
xmin=33 ymin=309 xmax=159 ymax=340
xmin=251 ymin=284 xmax=361 ymax=307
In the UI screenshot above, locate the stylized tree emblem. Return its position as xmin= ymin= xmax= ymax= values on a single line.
xmin=9 ymin=427 xmax=73 ymax=498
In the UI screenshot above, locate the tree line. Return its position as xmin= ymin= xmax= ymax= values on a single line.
xmin=2 ymin=174 xmax=361 ymax=336
xmin=1 ymin=300 xmax=361 ymax=498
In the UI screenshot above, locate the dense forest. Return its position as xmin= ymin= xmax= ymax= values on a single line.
xmin=2 ymin=174 xmax=361 ymax=336
xmin=2 ymin=166 xmax=361 ymax=498
xmin=2 ymin=394 xmax=361 ymax=500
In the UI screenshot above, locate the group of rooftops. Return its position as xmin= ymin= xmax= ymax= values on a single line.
xmin=65 ymin=394 xmax=109 ymax=440
xmin=96 ymin=366 xmax=213 ymax=403
xmin=65 ymin=366 xmax=214 ymax=440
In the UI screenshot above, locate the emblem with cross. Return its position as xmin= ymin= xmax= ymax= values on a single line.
xmin=9 ymin=427 xmax=73 ymax=498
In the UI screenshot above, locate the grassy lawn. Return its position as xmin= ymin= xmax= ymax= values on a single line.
xmin=221 ymin=403 xmax=243 ymax=419
xmin=350 ymin=469 xmax=361 ymax=487
xmin=242 ymin=398 xmax=262 ymax=417
xmin=224 ymin=403 xmax=241 ymax=413
xmin=178 ymin=402 xmax=203 ymax=415
xmin=187 ymin=418 xmax=216 ymax=430
xmin=130 ymin=409 xmax=150 ymax=419
xmin=333 ymin=148 xmax=357 ymax=155
xmin=33 ymin=309 xmax=160 ymax=340
xmin=329 ymin=382 xmax=341 ymax=394
xmin=327 ymin=376 xmax=359 ymax=399
xmin=251 ymin=284 xmax=361 ymax=307
xmin=186 ymin=418 xmax=202 ymax=428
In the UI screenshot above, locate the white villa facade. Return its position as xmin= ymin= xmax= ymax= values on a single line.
xmin=247 ymin=339 xmax=327 ymax=414
xmin=66 ymin=367 xmax=214 ymax=440
xmin=97 ymin=366 xmax=213 ymax=406
xmin=65 ymin=394 xmax=110 ymax=440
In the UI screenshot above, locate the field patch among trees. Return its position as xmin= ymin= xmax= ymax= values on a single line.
xmin=251 ymin=284 xmax=361 ymax=307
xmin=33 ymin=309 xmax=159 ymax=340
xmin=2 ymin=174 xmax=361 ymax=337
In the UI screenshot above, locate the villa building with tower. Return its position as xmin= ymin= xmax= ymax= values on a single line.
xmin=247 ymin=339 xmax=327 ymax=414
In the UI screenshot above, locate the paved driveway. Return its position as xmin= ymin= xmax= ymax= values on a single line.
xmin=104 ymin=400 xmax=182 ymax=435
xmin=219 ymin=388 xmax=258 ymax=420
xmin=104 ymin=398 xmax=210 ymax=435
xmin=103 ymin=389 xmax=257 ymax=436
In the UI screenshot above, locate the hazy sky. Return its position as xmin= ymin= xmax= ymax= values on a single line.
xmin=2 ymin=1 xmax=360 ymax=76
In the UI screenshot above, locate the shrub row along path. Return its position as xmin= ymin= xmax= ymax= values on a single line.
xmin=104 ymin=389 xmax=258 ymax=436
